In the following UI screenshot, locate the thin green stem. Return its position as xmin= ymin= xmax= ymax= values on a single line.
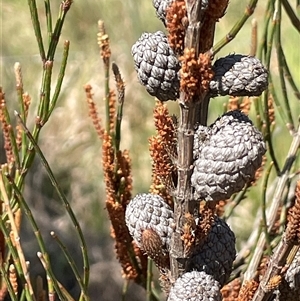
xmin=112 ymin=63 xmax=125 ymax=152
xmin=224 ymin=184 xmax=249 ymax=219
xmin=281 ymin=0 xmax=300 ymax=33
xmin=261 ymin=162 xmax=274 ymax=255
xmin=267 ymin=74 xmax=290 ymax=132
xmin=38 ymin=61 xmax=53 ymax=125
xmin=257 ymin=0 xmax=273 ymax=62
xmin=274 ymin=3 xmax=295 ymax=131
xmin=263 ymin=9 xmax=280 ymax=175
xmin=211 ymin=0 xmax=259 ymax=55
xmin=27 ymin=0 xmax=46 ymax=62
xmin=263 ymin=88 xmax=280 ymax=175
xmin=46 ymin=1 xmax=72 ymax=61
xmin=279 ymin=46 xmax=300 ymax=101
xmin=146 ymin=258 xmax=152 ymax=301
xmin=48 ymin=40 xmax=70 ymax=118
xmin=5 ymin=174 xmax=52 ymax=265
xmin=44 ymin=0 xmax=53 ymax=45
xmin=121 ymin=280 xmax=129 ymax=301
xmin=51 ymin=232 xmax=89 ymax=301
xmin=15 ymin=111 xmax=90 ymax=292
xmin=37 ymin=253 xmax=68 ymax=301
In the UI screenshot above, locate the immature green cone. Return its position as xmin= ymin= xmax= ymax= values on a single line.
xmin=187 ymin=216 xmax=236 ymax=287
xmin=192 ymin=110 xmax=266 ymax=202
xmin=125 ymin=193 xmax=174 ymax=257
xmin=132 ymin=31 xmax=180 ymax=101
xmin=167 ymin=271 xmax=222 ymax=301
xmin=209 ymin=54 xmax=268 ymax=97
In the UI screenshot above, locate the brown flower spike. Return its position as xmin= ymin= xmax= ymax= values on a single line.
xmin=166 ymin=0 xmax=187 ymax=54
xmin=286 ymin=180 xmax=300 ymax=244
xmin=149 ymin=101 xmax=177 ymax=207
xmin=180 ymin=50 xmax=214 ymax=101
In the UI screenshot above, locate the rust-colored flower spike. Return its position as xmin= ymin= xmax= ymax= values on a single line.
xmin=227 ymin=96 xmax=252 ymax=116
xmin=221 ymin=278 xmax=241 ymax=301
xmin=102 ymin=132 xmax=147 ymax=283
xmin=237 ymin=280 xmax=259 ymax=301
xmin=125 ymin=193 xmax=174 ymax=270
xmin=107 ymin=90 xmax=116 ymax=134
xmin=215 ymin=199 xmax=229 ymax=217
xmin=16 ymin=92 xmax=32 ymax=149
xmin=268 ymin=93 xmax=275 ymax=126
xmin=149 ymin=101 xmax=177 ymax=207
xmin=97 ymin=20 xmax=111 ymax=64
xmin=286 ymin=180 xmax=300 ymax=244
xmin=166 ymin=0 xmax=187 ymax=54
xmin=0 ymin=285 xmax=8 ymax=300
xmin=84 ymin=85 xmax=104 ymax=140
xmin=192 ymin=110 xmax=266 ymax=202
xmin=192 ymin=201 xmax=215 ymax=249
xmin=180 ymin=49 xmax=214 ymax=101
xmin=0 ymin=89 xmax=14 ymax=165
xmin=108 ymin=200 xmax=142 ymax=281
xmin=210 ymin=54 xmax=268 ymax=97
xmin=9 ymin=264 xmax=18 ymax=296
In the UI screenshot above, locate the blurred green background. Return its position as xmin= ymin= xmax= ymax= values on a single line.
xmin=0 ymin=0 xmax=299 ymax=300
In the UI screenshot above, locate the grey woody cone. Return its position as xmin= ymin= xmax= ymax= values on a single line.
xmin=125 ymin=193 xmax=174 ymax=252
xmin=132 ymin=31 xmax=180 ymax=101
xmin=186 ymin=216 xmax=236 ymax=287
xmin=152 ymin=0 xmax=173 ymax=25
xmin=271 ymin=249 xmax=300 ymax=301
xmin=209 ymin=54 xmax=268 ymax=97
xmin=167 ymin=271 xmax=222 ymax=301
xmin=192 ymin=110 xmax=266 ymax=202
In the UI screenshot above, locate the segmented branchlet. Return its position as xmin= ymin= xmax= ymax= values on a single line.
xmin=167 ymin=271 xmax=222 ymax=301
xmin=131 ymin=31 xmax=180 ymax=101
xmin=192 ymin=110 xmax=266 ymax=202
xmin=187 ymin=216 xmax=236 ymax=287
xmin=209 ymin=54 xmax=269 ymax=97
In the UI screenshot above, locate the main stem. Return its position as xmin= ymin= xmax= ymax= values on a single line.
xmin=170 ymin=0 xmax=215 ymax=281
xmin=171 ymin=100 xmax=197 ymax=279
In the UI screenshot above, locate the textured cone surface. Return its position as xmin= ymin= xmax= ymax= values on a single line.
xmin=152 ymin=0 xmax=173 ymax=24
xmin=125 ymin=193 xmax=174 ymax=251
xmin=132 ymin=31 xmax=180 ymax=101
xmin=209 ymin=54 xmax=268 ymax=97
xmin=271 ymin=249 xmax=300 ymax=301
xmin=192 ymin=110 xmax=266 ymax=201
xmin=187 ymin=216 xmax=236 ymax=286
xmin=167 ymin=271 xmax=222 ymax=301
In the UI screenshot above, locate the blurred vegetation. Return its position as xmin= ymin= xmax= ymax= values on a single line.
xmin=0 ymin=0 xmax=299 ymax=300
